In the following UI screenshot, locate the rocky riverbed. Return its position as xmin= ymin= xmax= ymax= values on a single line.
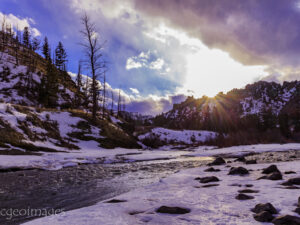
xmin=0 ymin=149 xmax=299 ymax=225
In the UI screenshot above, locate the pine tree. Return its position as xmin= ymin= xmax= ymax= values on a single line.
xmin=23 ymin=27 xmax=30 ymax=48
xmin=39 ymin=61 xmax=58 ymax=107
xmin=42 ymin=37 xmax=50 ymax=61
xmin=32 ymin=37 xmax=41 ymax=52
xmin=55 ymin=41 xmax=67 ymax=71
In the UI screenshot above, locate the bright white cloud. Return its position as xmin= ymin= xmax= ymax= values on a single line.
xmin=125 ymin=50 xmax=168 ymax=74
xmin=149 ymin=58 xmax=164 ymax=70
xmin=129 ymin=87 xmax=139 ymax=94
xmin=0 ymin=12 xmax=41 ymax=37
xmin=126 ymin=58 xmax=142 ymax=70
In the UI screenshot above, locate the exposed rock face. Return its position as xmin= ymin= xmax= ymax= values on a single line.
xmin=156 ymin=206 xmax=191 ymax=214
xmin=228 ymin=167 xmax=249 ymax=176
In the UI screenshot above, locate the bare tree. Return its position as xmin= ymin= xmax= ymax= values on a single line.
xmin=117 ymin=89 xmax=121 ymax=117
xmin=111 ymin=90 xmax=114 ymax=115
xmin=80 ymin=13 xmax=106 ymax=121
xmin=102 ymin=70 xmax=106 ymax=119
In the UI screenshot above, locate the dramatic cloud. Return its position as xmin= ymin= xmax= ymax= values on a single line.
xmin=132 ymin=0 xmax=300 ymax=68
xmin=126 ymin=94 xmax=187 ymax=115
xmin=126 ymin=51 xmax=168 ymax=73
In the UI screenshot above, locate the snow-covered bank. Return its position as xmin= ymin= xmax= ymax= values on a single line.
xmin=1 ymin=143 xmax=300 ymax=170
xmin=138 ymin=127 xmax=217 ymax=145
xmin=24 ymin=159 xmax=300 ymax=225
xmin=185 ymin=143 xmax=300 ymax=157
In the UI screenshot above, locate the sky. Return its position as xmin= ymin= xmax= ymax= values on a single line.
xmin=1 ymin=0 xmax=300 ymax=115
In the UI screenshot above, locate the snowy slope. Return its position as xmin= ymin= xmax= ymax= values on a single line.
xmin=138 ymin=127 xmax=217 ymax=145
xmin=0 ymin=52 xmax=76 ymax=107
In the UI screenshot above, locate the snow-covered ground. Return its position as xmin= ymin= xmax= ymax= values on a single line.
xmin=1 ymin=142 xmax=300 ymax=170
xmin=138 ymin=127 xmax=217 ymax=145
xmin=24 ymin=159 xmax=300 ymax=225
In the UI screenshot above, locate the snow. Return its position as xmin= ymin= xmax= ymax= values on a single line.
xmin=138 ymin=128 xmax=217 ymax=145
xmin=24 ymin=159 xmax=300 ymax=225
xmin=185 ymin=143 xmax=300 ymax=157
xmin=111 ymin=116 xmax=123 ymax=124
xmin=39 ymin=111 xmax=83 ymax=138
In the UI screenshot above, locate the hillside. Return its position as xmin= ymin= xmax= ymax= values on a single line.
xmin=153 ymin=81 xmax=300 ymax=145
xmin=0 ymin=35 xmax=141 ymax=153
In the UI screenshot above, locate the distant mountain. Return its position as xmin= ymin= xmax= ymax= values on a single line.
xmin=153 ymin=81 xmax=300 ymax=140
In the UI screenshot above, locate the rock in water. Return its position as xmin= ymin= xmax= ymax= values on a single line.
xmin=156 ymin=206 xmax=191 ymax=214
xmin=251 ymin=203 xmax=278 ymax=214
xmin=253 ymin=211 xmax=274 ymax=222
xmin=235 ymin=193 xmax=254 ymax=200
xmin=228 ymin=167 xmax=249 ymax=176
xmin=208 ymin=157 xmax=226 ymax=166
xmin=272 ymin=215 xmax=300 ymax=225
xmin=262 ymin=165 xmax=281 ymax=174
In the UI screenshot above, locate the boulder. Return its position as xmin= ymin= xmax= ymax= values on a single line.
xmin=238 ymin=189 xmax=259 ymax=193
xmin=253 ymin=211 xmax=274 ymax=222
xmin=235 ymin=193 xmax=254 ymax=200
xmin=208 ymin=157 xmax=226 ymax=166
xmin=262 ymin=165 xmax=281 ymax=174
xmin=204 ymin=167 xmax=221 ymax=172
xmin=105 ymin=199 xmax=127 ymax=203
xmin=251 ymin=203 xmax=278 ymax=214
xmin=156 ymin=206 xmax=191 ymax=214
xmin=295 ymin=208 xmax=300 ymax=215
xmin=272 ymin=215 xmax=300 ymax=225
xmin=284 ymin=171 xmax=296 ymax=174
xmin=195 ymin=176 xmax=220 ymax=183
xmin=228 ymin=167 xmax=249 ymax=176
xmin=245 ymin=159 xmax=257 ymax=164
xmin=234 ymin=156 xmax=246 ymax=162
xmin=259 ymin=172 xmax=282 ymax=181
xmin=281 ymin=177 xmax=300 ymax=186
